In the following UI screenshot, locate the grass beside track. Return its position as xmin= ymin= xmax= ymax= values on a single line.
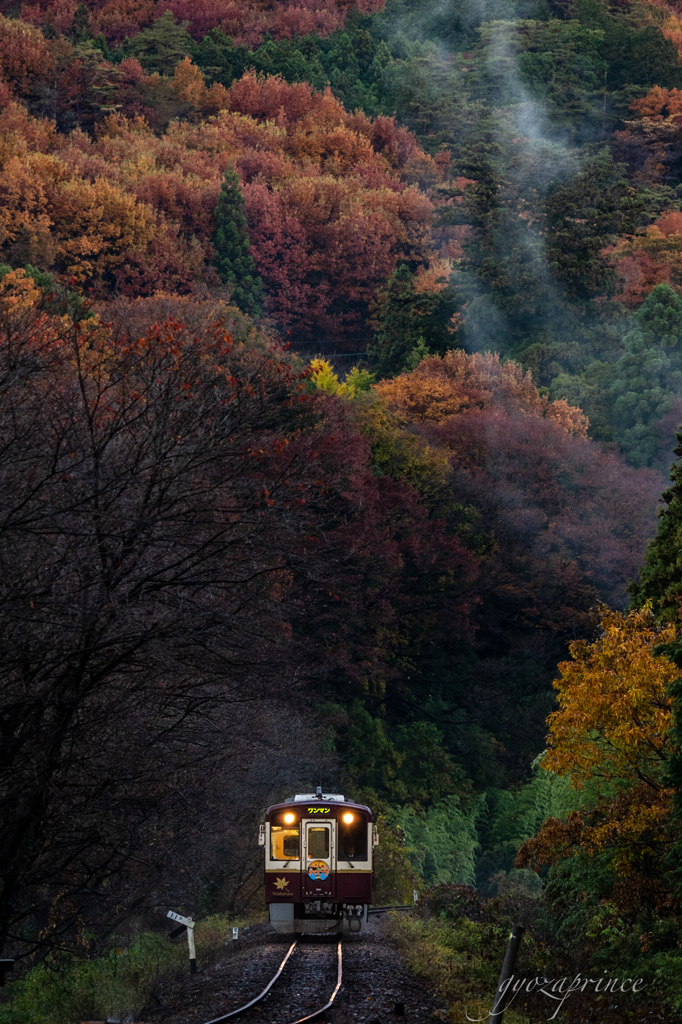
xmin=384 ymin=912 xmax=539 ymax=1024
xmin=0 ymin=913 xmax=263 ymax=1024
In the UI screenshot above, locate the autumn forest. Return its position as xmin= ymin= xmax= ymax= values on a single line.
xmin=2 ymin=0 xmax=682 ymax=1019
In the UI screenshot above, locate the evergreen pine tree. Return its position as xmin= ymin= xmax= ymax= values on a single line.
xmin=367 ymin=264 xmax=458 ymax=378
xmin=212 ymin=165 xmax=263 ymax=317
xmin=128 ymin=11 xmax=195 ymax=75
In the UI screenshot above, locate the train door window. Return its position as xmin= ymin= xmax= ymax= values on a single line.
xmin=307 ymin=826 xmax=330 ymax=859
xmin=270 ymin=826 xmax=300 ymax=861
xmin=338 ymin=814 xmax=368 ymax=861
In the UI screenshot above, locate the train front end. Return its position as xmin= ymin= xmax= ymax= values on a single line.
xmin=260 ymin=791 xmax=376 ymax=934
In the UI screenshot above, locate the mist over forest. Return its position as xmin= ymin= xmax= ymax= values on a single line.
xmin=2 ymin=0 xmax=682 ymax=1020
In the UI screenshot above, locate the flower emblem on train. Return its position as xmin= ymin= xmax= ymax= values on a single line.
xmin=274 ymin=877 xmax=290 ymax=890
xmin=308 ymin=860 xmax=330 ymax=880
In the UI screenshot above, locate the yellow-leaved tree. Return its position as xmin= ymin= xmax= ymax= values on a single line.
xmin=517 ymin=606 xmax=679 ymax=891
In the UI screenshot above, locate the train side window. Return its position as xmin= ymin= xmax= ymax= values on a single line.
xmin=270 ymin=826 xmax=300 ymax=861
xmin=308 ymin=827 xmax=329 ymax=858
xmin=338 ymin=817 xmax=368 ymax=861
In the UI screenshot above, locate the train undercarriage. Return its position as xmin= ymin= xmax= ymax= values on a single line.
xmin=269 ymin=901 xmax=368 ymax=934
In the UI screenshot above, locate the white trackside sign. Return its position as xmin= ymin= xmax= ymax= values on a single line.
xmin=167 ymin=910 xmax=195 ymax=928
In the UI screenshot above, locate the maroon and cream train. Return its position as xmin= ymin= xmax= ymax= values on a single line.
xmin=260 ymin=789 xmax=377 ymax=934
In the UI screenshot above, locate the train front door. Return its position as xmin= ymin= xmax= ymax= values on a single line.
xmin=302 ymin=819 xmax=336 ymax=898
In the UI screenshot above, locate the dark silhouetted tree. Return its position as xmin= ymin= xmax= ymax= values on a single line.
xmin=70 ymin=3 xmax=92 ymax=43
xmin=368 ymin=264 xmax=458 ymax=378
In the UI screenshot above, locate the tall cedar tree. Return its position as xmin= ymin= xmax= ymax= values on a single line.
xmin=213 ymin=164 xmax=263 ymax=317
xmin=545 ymin=151 xmax=643 ymax=303
xmin=632 ymin=430 xmax=682 ymax=894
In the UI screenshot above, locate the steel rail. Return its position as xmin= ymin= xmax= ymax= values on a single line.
xmin=287 ymin=939 xmax=343 ymax=1024
xmin=202 ymin=940 xmax=297 ymax=1024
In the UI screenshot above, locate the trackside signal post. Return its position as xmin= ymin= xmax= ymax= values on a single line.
xmin=167 ymin=910 xmax=196 ymax=973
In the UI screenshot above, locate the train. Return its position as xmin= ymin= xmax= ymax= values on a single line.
xmin=260 ymin=788 xmax=377 ymax=934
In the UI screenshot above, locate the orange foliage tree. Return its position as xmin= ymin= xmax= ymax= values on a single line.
xmin=517 ymin=606 xmax=679 ymax=886
xmin=171 ymin=56 xmax=230 ymax=114
xmin=374 ymin=351 xmax=589 ymax=434
xmin=611 ymin=209 xmax=682 ymax=307
xmin=0 ymin=14 xmax=52 ymax=97
xmin=612 ymin=91 xmax=682 ymax=215
xmin=629 ymin=85 xmax=682 ymax=120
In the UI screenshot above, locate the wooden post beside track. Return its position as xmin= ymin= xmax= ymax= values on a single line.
xmin=167 ymin=910 xmax=197 ymax=974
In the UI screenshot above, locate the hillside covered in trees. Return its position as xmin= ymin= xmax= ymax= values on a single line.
xmin=2 ymin=0 xmax=682 ymax=1020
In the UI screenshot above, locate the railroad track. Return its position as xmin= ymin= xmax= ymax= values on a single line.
xmin=203 ymin=939 xmax=343 ymax=1024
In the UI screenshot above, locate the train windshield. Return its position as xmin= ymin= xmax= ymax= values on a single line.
xmin=270 ymin=826 xmax=300 ymax=861
xmin=338 ymin=816 xmax=368 ymax=861
xmin=308 ymin=827 xmax=329 ymax=858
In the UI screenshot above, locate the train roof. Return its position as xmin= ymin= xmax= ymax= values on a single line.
xmin=265 ymin=793 xmax=372 ymax=819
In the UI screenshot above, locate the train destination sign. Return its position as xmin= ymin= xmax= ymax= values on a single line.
xmin=307 ymin=806 xmax=330 ymax=814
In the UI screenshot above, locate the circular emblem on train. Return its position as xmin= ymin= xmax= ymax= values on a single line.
xmin=308 ymin=859 xmax=330 ymax=880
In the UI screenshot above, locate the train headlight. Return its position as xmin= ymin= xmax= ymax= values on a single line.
xmin=342 ymin=812 xmax=354 ymax=823
xmin=283 ymin=813 xmax=295 ymax=824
